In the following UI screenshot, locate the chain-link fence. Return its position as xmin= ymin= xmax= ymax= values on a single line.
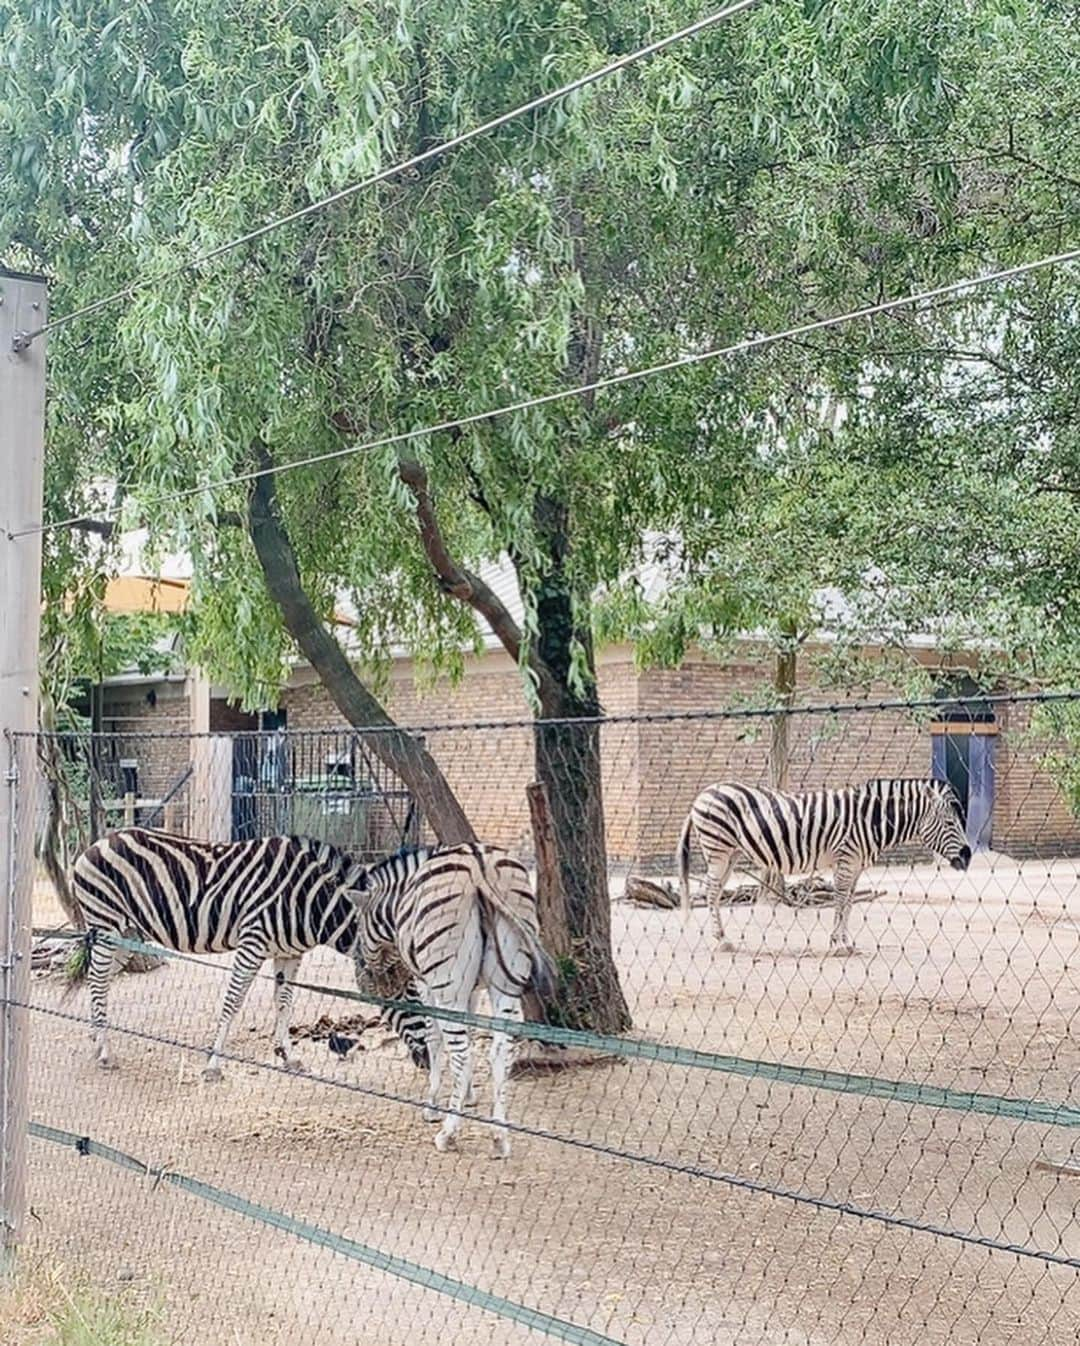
xmin=7 ymin=692 xmax=1080 ymax=1344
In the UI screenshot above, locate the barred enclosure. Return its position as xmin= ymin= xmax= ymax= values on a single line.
xmin=9 ymin=693 xmax=1080 ymax=1344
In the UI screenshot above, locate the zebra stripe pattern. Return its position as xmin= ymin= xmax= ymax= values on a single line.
xmin=72 ymin=828 xmax=429 ymax=1078
xmin=677 ymin=778 xmax=971 ymax=954
xmin=349 ymin=843 xmax=556 ymax=1158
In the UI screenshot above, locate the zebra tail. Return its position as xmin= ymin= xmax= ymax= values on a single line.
xmin=676 ymin=809 xmax=695 ymax=924
xmin=473 ymin=866 xmax=558 ymax=1005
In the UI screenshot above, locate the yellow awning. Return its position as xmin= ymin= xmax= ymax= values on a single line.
xmin=98 ymin=574 xmax=354 ymax=626
xmin=102 ymin=575 xmax=190 ymax=615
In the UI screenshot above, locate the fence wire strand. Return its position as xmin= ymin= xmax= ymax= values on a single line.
xmin=10 ymin=693 xmax=1080 ymax=1345
xmin=30 ymin=925 xmax=1080 ymax=1130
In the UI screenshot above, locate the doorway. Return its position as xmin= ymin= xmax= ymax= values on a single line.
xmin=930 ymin=677 xmax=996 ymax=851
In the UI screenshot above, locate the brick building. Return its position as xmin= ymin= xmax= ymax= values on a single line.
xmin=89 ymin=539 xmax=1080 ymax=861
xmin=95 ymin=640 xmax=1080 ymax=865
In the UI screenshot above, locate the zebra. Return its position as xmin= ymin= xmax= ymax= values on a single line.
xmin=677 ymin=778 xmax=971 ymax=955
xmin=70 ymin=827 xmax=430 ymax=1078
xmin=347 ymin=843 xmax=557 ymax=1159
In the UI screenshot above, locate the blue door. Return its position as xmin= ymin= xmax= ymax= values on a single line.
xmin=966 ymin=732 xmax=995 ymax=850
xmin=932 ymin=730 xmax=995 ymax=851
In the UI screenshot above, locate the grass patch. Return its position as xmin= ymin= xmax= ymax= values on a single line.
xmin=0 ymin=1263 xmax=165 ymax=1346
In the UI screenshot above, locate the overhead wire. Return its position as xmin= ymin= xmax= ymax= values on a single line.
xmin=16 ymin=0 xmax=762 ymax=346
xmin=17 ymin=245 xmax=1080 ymax=541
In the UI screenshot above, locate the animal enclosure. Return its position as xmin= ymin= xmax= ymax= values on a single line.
xmin=9 ymin=694 xmax=1080 ymax=1344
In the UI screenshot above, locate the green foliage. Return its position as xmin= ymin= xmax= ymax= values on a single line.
xmin=42 ymin=602 xmax=181 ymax=718
xmin=1 ymin=0 xmax=1077 ymax=704
xmin=98 ymin=613 xmax=180 ymax=679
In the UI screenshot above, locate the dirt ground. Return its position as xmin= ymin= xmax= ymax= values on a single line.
xmin=20 ymin=852 xmax=1080 ymax=1345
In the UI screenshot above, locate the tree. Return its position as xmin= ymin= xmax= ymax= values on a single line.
xmin=3 ymin=0 xmax=1077 ymax=1027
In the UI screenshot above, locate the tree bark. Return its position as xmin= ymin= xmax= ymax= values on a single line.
xmin=397 ymin=453 xmax=630 ymax=1031
xmin=36 ymin=728 xmax=84 ymax=930
xmin=769 ymin=624 xmax=799 ymax=790
xmin=525 ymin=781 xmax=570 ymax=961
xmin=529 ymin=496 xmax=631 ymax=1033
xmin=247 ymin=449 xmax=475 ymax=846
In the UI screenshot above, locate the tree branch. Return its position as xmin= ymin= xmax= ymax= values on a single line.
xmin=396 ymin=456 xmax=560 ymax=702
xmin=1001 ymin=147 xmax=1080 ymax=194
xmin=247 ymin=441 xmax=475 ymax=843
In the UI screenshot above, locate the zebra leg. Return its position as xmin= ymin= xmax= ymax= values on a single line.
xmin=463 ymin=986 xmax=483 ymax=1108
xmin=487 ymin=988 xmax=523 ymax=1160
xmin=203 ymin=940 xmax=265 ymax=1082
xmin=828 ymin=857 xmax=862 ymax=956
xmin=271 ymin=956 xmax=306 ymax=1072
xmin=382 ymin=980 xmax=433 ymax=1072
xmin=705 ymin=854 xmax=737 ymax=951
xmin=422 ymin=1019 xmax=445 ymax=1124
xmin=433 ymin=1011 xmax=472 ymax=1154
xmin=420 ymin=1011 xmax=475 ymax=1114
xmin=88 ymin=933 xmax=118 ymax=1070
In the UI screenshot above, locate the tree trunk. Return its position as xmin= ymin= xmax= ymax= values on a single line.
xmin=528 ymin=497 xmax=631 ymax=1033
xmin=523 ymin=781 xmax=569 ymax=1026
xmin=248 ymin=455 xmax=475 ymax=846
xmin=36 ymin=730 xmax=85 ymax=930
xmin=769 ymin=636 xmax=798 ymax=791
xmin=525 ymin=781 xmax=570 ymax=961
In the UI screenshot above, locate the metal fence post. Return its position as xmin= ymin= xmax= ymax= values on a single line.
xmin=0 ymin=267 xmax=47 ymax=1263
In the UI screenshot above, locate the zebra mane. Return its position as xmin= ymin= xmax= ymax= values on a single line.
xmin=860 ymin=777 xmax=956 ymax=795
xmin=858 ymin=777 xmax=963 ymax=814
xmin=294 ymin=835 xmax=360 ymax=874
xmin=366 ymin=843 xmax=439 ymax=879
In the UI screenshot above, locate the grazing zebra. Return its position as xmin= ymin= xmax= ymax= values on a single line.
xmin=71 ymin=828 xmax=429 ymax=1078
xmin=348 ymin=843 xmax=556 ymax=1159
xmin=677 ymin=778 xmax=971 ymax=955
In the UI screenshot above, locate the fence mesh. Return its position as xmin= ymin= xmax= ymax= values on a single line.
xmin=8 ymin=693 xmax=1080 ymax=1344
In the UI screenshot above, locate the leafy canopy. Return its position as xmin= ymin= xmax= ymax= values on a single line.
xmin=1 ymin=0 xmax=1076 ymax=706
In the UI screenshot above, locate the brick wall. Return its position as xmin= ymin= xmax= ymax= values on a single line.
xmin=99 ymin=681 xmax=193 ymax=832
xmin=209 ymin=699 xmax=258 ymax=734
xmin=633 ymin=655 xmax=931 ymax=867
xmin=99 ymin=649 xmax=1080 ymax=860
xmin=992 ymin=702 xmax=1080 ymax=856
xmin=281 ymin=650 xmax=641 ymax=857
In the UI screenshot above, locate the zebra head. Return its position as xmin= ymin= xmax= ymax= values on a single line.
xmin=919 ymin=780 xmax=971 ymax=871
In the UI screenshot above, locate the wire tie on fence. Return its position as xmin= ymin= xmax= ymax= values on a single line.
xmin=150 ymin=1164 xmax=179 ymax=1194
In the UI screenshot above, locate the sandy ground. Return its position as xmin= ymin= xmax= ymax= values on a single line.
xmin=18 ymin=852 xmax=1080 ymax=1345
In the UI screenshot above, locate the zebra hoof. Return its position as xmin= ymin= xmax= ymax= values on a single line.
xmin=434 ymin=1130 xmax=457 ymax=1153
xmin=282 ymin=1056 xmax=307 ymax=1074
xmin=715 ymin=940 xmax=736 ymax=953
xmin=422 ymin=1106 xmax=442 ymax=1124
xmin=828 ymin=943 xmax=858 ymax=958
xmin=491 ymin=1135 xmax=511 ymax=1160
xmin=201 ymin=1064 xmax=225 ymax=1083
xmin=95 ymin=1055 xmax=117 ymax=1072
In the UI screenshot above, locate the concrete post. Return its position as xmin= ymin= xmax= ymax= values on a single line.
xmin=0 ymin=269 xmax=47 ymax=1257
